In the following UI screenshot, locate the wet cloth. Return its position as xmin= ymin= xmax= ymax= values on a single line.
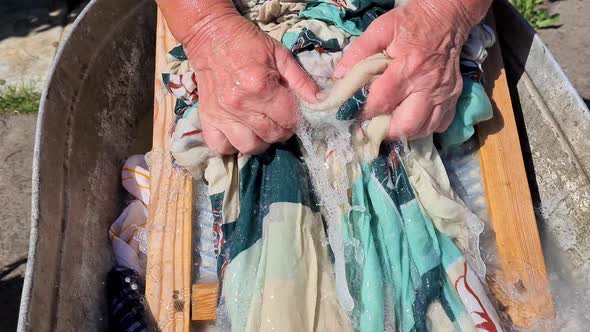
xmin=163 ymin=1 xmax=502 ymax=331
xmin=296 ymin=52 xmax=500 ymax=331
xmin=109 ymin=155 xmax=150 ymax=276
xmin=106 ymin=267 xmax=149 ymax=332
xmin=107 ymin=155 xmax=152 ymax=332
xmin=438 ymin=24 xmax=495 ymax=149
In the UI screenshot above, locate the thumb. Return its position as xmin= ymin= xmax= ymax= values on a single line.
xmin=333 ymin=18 xmax=392 ymax=78
xmin=274 ymin=44 xmax=320 ymax=102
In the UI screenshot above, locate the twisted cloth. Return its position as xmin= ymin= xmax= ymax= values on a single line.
xmin=163 ymin=0 xmax=502 ymax=331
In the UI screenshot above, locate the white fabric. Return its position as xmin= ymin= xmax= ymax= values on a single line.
xmin=109 ymin=155 xmax=150 ymax=277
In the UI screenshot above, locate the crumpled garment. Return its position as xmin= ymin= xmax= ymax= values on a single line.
xmin=107 ymin=155 xmax=151 ymax=332
xmin=163 ymin=0 xmax=502 ymax=331
xmin=109 ymin=155 xmax=150 ymax=277
xmin=106 ymin=267 xmax=149 ymax=332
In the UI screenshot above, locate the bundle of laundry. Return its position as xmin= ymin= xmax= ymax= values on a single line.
xmin=163 ymin=0 xmax=502 ymax=331
xmin=106 ymin=155 xmax=151 ymax=332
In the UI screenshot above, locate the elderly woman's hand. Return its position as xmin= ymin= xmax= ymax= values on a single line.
xmin=161 ymin=2 xmax=319 ymax=155
xmin=334 ymin=0 xmax=488 ymax=140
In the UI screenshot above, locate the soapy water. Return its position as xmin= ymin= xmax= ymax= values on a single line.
xmin=188 ymin=135 xmax=586 ymax=331
xmin=193 ymin=178 xmax=218 ymax=284
xmin=440 ymin=139 xmax=488 ymax=280
xmin=441 ymin=138 xmax=590 ymax=331
xmin=185 ymin=107 xmax=588 ymax=330
xmin=296 ymin=118 xmax=356 ymax=312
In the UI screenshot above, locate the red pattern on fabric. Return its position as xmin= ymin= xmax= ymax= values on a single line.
xmin=167 ymin=81 xmax=183 ymax=89
xmin=190 ymin=73 xmax=198 ymax=88
xmin=330 ymin=0 xmax=348 ymax=10
xmin=168 ymin=74 xmax=199 ymax=102
xmin=359 ymin=124 xmax=367 ymax=139
xmin=390 ymin=150 xmax=399 ymax=169
xmin=181 ymin=129 xmax=202 ymax=138
xmin=293 ymin=39 xmax=305 ymax=53
xmin=168 ymin=122 xmax=177 ymax=138
xmin=212 ymin=208 xmax=223 ymax=257
xmin=455 ymin=261 xmax=498 ymax=332
xmin=325 ymin=149 xmax=334 ymax=161
xmin=315 ymin=46 xmax=327 ymax=54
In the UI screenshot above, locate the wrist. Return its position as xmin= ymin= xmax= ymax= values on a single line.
xmin=158 ymin=0 xmax=241 ymax=54
xmin=413 ymin=0 xmax=489 ymax=42
xmin=183 ymin=9 xmax=246 ymax=60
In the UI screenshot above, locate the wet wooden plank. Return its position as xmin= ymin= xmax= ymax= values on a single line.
xmin=145 ymin=10 xmax=193 ymax=332
xmin=191 ymin=284 xmax=219 ymax=321
xmin=477 ymin=13 xmax=555 ymax=327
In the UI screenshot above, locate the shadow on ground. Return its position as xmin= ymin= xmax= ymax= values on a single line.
xmin=0 ymin=0 xmax=86 ymax=43
xmin=0 ymin=257 xmax=27 ymax=331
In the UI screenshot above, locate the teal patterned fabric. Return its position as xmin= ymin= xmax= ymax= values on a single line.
xmin=163 ymin=0 xmax=502 ymax=330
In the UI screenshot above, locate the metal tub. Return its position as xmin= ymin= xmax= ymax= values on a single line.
xmin=18 ymin=0 xmax=590 ymax=330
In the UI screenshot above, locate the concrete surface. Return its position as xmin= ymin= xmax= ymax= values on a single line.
xmin=0 ymin=2 xmax=68 ymax=89
xmin=538 ymin=0 xmax=590 ymax=105
xmin=0 ymin=2 xmax=85 ymax=330
xmin=0 ymin=114 xmax=38 ymax=332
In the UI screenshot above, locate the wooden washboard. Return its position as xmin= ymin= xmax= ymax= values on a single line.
xmin=145 ymin=8 xmax=555 ymax=332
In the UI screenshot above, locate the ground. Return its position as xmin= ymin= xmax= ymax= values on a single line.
xmin=0 ymin=0 xmax=588 ymax=330
xmin=537 ymin=0 xmax=590 ymax=107
xmin=0 ymin=1 xmax=82 ymax=330
xmin=0 ymin=114 xmax=37 ymax=330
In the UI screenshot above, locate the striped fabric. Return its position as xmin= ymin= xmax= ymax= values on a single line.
xmin=106 ymin=267 xmax=149 ymax=332
xmin=107 ymin=155 xmax=151 ymax=332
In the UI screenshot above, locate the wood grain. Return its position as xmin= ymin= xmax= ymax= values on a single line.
xmin=145 ymin=10 xmax=193 ymax=332
xmin=192 ymin=284 xmax=219 ymax=321
xmin=477 ymin=14 xmax=555 ymax=327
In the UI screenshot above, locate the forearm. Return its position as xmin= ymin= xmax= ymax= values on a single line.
xmin=158 ymin=0 xmax=240 ymax=46
xmin=415 ymin=0 xmax=493 ymax=37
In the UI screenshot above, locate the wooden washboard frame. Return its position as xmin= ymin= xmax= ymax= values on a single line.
xmin=145 ymin=8 xmax=555 ymax=332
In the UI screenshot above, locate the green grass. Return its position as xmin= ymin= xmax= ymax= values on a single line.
xmin=0 ymin=85 xmax=41 ymax=114
xmin=511 ymin=0 xmax=560 ymax=29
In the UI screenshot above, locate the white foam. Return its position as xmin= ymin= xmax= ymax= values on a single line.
xmin=296 ymin=118 xmax=356 ymax=311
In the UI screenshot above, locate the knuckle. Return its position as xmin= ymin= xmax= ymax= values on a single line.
xmin=247 ymin=115 xmax=275 ymax=140
xmin=245 ymin=112 xmax=267 ymax=126
xmin=237 ymin=139 xmax=263 ymax=155
xmin=250 ymin=117 xmax=289 ymax=143
xmin=398 ymin=120 xmax=422 ymax=138
xmin=268 ymin=128 xmax=293 ymax=143
xmin=423 ymin=126 xmax=436 ymax=137
xmin=259 ymin=127 xmax=280 ymax=143
xmin=221 ymin=93 xmax=243 ymax=110
xmin=244 ymin=78 xmax=269 ymax=94
xmin=212 ymin=143 xmax=235 ymax=155
xmin=236 ymin=67 xmax=275 ymax=94
xmin=204 ymin=133 xmax=234 ymax=155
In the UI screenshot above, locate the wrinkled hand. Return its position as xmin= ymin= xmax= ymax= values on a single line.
xmin=334 ymin=0 xmax=475 ymax=140
xmin=166 ymin=9 xmax=319 ymax=154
